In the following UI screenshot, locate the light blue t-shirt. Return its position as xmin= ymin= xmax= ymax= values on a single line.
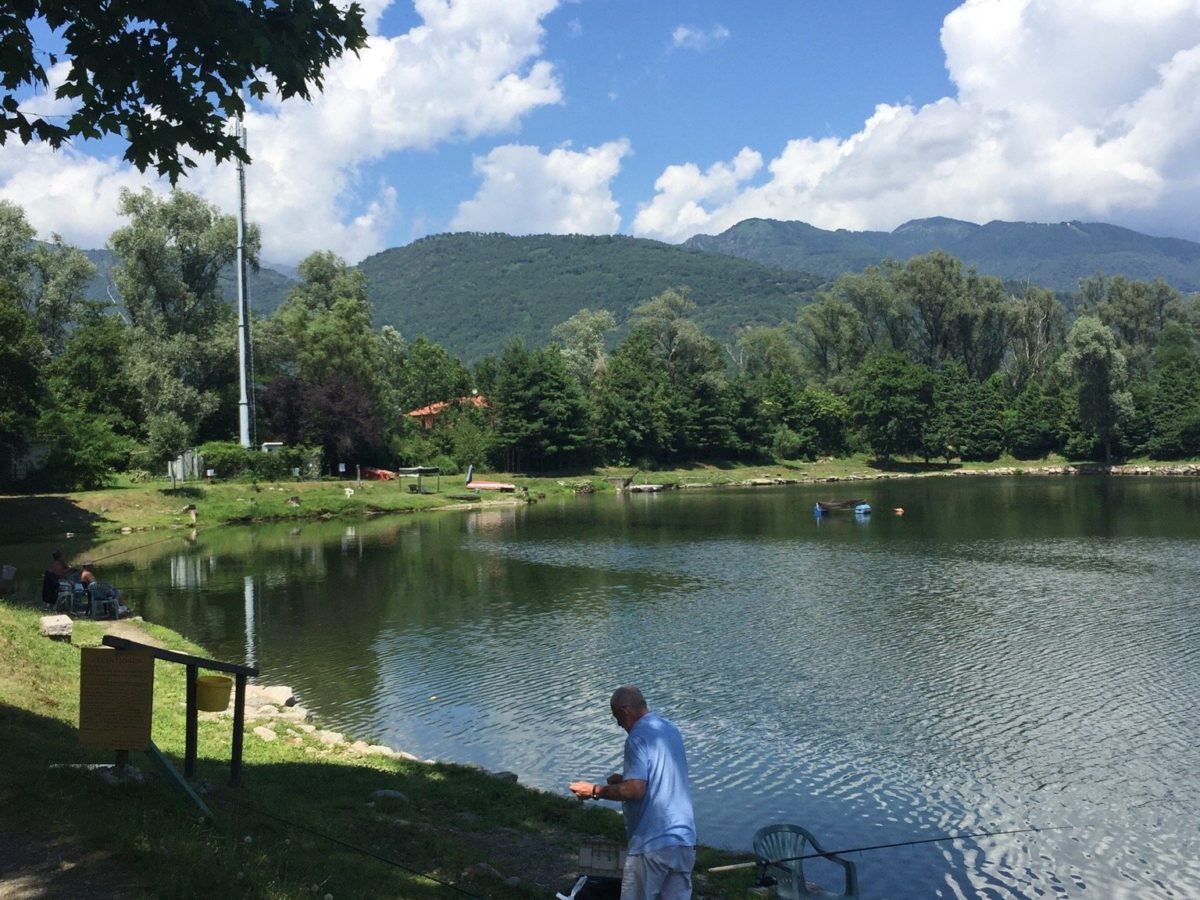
xmin=622 ymin=712 xmax=697 ymax=854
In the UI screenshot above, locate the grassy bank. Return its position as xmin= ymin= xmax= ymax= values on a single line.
xmin=0 ymin=603 xmax=753 ymax=898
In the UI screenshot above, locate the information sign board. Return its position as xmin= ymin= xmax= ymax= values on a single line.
xmin=79 ymin=647 xmax=155 ymax=750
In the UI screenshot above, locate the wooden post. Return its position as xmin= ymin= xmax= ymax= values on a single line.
xmin=99 ymin=636 xmax=258 ymax=803
xmin=185 ymin=664 xmax=198 ymax=777
xmin=231 ymin=674 xmax=248 ymax=786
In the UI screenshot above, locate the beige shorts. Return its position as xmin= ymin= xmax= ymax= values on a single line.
xmin=620 ymin=845 xmax=696 ymax=900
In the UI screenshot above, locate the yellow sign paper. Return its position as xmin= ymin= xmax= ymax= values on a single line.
xmin=79 ymin=647 xmax=155 ymax=751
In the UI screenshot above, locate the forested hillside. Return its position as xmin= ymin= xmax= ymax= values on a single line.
xmin=685 ymin=217 xmax=1200 ymax=293
xmin=358 ymin=233 xmax=823 ymax=362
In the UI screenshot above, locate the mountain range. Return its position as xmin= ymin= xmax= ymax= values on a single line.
xmin=76 ymin=217 xmax=1200 ymax=364
xmin=684 ymin=217 xmax=1200 ymax=293
xmin=356 ymin=233 xmax=821 ymax=362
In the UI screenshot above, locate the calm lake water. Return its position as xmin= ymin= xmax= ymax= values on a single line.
xmin=26 ymin=476 xmax=1200 ymax=898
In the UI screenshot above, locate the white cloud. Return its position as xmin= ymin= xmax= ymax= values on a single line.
xmin=452 ymin=139 xmax=630 ymax=234
xmin=671 ymin=24 xmax=730 ymax=52
xmin=0 ymin=141 xmax=152 ymax=251
xmin=0 ymin=0 xmax=564 ymax=263
xmin=631 ymin=148 xmax=762 ymax=236
xmin=635 ymin=0 xmax=1200 ymax=242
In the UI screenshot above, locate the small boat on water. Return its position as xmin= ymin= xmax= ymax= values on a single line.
xmin=813 ymin=498 xmax=866 ymax=513
xmin=813 ymin=500 xmax=871 ymax=518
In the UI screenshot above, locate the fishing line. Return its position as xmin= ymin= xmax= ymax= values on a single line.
xmin=785 ymin=824 xmax=1075 ymax=862
xmin=709 ymin=824 xmax=1076 ymax=873
xmin=208 ymin=792 xmax=488 ymax=899
xmin=88 ymin=531 xmax=191 ymax=563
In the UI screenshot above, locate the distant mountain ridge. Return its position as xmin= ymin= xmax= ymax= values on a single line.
xmin=72 ymin=216 xmax=1199 ymax=366
xmin=684 ymin=217 xmax=1200 ymax=293
xmin=358 ymin=232 xmax=822 ymax=362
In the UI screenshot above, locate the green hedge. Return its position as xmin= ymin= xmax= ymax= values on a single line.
xmin=196 ymin=441 xmax=322 ymax=481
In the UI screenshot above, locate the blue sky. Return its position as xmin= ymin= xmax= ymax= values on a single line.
xmin=4 ymin=0 xmax=1200 ymax=265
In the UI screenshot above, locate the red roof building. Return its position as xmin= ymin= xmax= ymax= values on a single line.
xmin=407 ymin=394 xmax=488 ymax=430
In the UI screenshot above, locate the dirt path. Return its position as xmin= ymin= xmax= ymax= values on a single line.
xmin=0 ymin=832 xmax=142 ymax=899
xmin=101 ymin=619 xmax=166 ymax=648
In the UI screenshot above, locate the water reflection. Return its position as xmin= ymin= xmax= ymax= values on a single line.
xmin=44 ymin=477 xmax=1200 ymax=899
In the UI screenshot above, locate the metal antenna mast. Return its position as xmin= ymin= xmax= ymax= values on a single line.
xmin=235 ymin=118 xmax=252 ymax=448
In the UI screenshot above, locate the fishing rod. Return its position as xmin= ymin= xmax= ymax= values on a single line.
xmin=708 ymin=824 xmax=1074 ymax=873
xmin=88 ymin=531 xmax=192 ymax=563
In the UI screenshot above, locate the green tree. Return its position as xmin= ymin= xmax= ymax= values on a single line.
xmin=36 ymin=303 xmax=140 ymax=486
xmin=610 ymin=287 xmax=727 ymax=464
xmin=1086 ymin=275 xmax=1183 ymax=378
xmin=1145 ymin=322 xmax=1200 ymax=459
xmin=849 ymin=353 xmax=933 ymax=464
xmin=109 ymin=189 xmax=249 ymax=452
xmin=924 ymin=362 xmax=972 ymax=463
xmin=786 ymin=387 xmax=850 ymax=459
xmin=1 ymin=0 xmax=367 ymax=180
xmin=961 ymin=375 xmax=1006 ymax=462
xmin=0 ymin=200 xmax=34 ymax=293
xmin=734 ymin=325 xmax=805 ymax=385
xmin=1006 ymin=378 xmax=1058 ymax=460
xmin=594 ymin=330 xmax=671 ymax=466
xmin=28 ymin=237 xmax=96 ymax=356
xmin=0 ymin=281 xmax=43 ymax=483
xmin=1057 ymin=316 xmax=1132 ymax=462
xmin=268 ymin=252 xmax=380 ymax=388
xmin=44 ymin=304 xmax=140 ymax=437
xmin=797 ymin=294 xmax=865 ymax=384
xmin=923 ymin=364 xmax=1005 ymax=463
xmin=259 ymin=252 xmax=397 ymax=462
xmin=142 ymin=411 xmax=191 ymax=488
xmin=955 ymin=272 xmax=1015 ymax=381
xmin=551 ymin=307 xmax=617 ymax=388
xmin=1010 ymin=286 xmax=1067 ymax=390
xmin=111 ymin=188 xmax=256 ymax=335
xmin=894 ymin=251 xmax=965 ymax=367
xmin=491 ymin=343 xmax=591 ymax=472
xmin=628 ymin=287 xmax=721 ymax=382
xmin=393 ymin=336 xmax=472 ymax=415
xmin=828 ymin=264 xmax=910 ymax=352
xmin=0 ymin=201 xmax=96 ymax=357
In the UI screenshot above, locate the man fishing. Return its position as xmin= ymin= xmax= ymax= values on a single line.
xmin=569 ymin=685 xmax=696 ymax=900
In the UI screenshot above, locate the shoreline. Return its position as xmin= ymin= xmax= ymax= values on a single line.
xmin=1 ymin=458 xmax=1196 ymax=553
xmin=758 ymin=461 xmax=1200 ymax=484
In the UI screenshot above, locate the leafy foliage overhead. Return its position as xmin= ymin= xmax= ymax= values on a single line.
xmin=358 ymin=233 xmax=823 ymax=363
xmin=0 ymin=0 xmax=367 ymax=180
xmin=685 ymin=217 xmax=1200 ymax=293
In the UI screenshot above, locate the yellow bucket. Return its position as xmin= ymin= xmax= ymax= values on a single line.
xmin=195 ymin=675 xmax=233 ymax=711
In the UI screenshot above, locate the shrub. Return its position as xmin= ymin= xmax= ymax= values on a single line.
xmin=430 ymin=454 xmax=459 ymax=476
xmin=196 ymin=441 xmax=321 ymax=481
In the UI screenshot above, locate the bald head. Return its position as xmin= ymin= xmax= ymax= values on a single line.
xmin=609 ymin=686 xmax=649 ymax=732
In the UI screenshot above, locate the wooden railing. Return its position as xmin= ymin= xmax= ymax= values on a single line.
xmin=101 ymin=635 xmax=259 ymax=787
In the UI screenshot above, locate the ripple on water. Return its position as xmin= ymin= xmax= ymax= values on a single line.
xmin=124 ymin=484 xmax=1200 ymax=900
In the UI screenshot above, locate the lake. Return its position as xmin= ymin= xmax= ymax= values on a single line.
xmin=36 ymin=476 xmax=1200 ymax=898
